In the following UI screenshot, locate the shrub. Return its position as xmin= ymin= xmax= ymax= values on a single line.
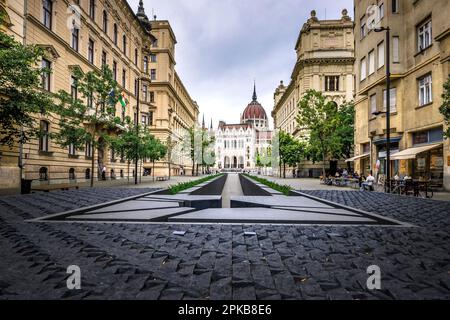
xmin=168 ymin=174 xmax=223 ymax=195
xmin=243 ymin=174 xmax=292 ymax=196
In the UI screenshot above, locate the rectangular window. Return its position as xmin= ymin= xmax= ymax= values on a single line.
xmin=150 ymin=69 xmax=156 ymax=80
xmin=89 ymin=0 xmax=95 ymax=19
xmin=383 ymin=88 xmax=397 ymax=113
xmin=148 ymin=112 xmax=153 ymax=126
xmin=87 ymin=93 xmax=93 ymax=109
xmin=122 ymin=69 xmax=126 ymax=88
xmin=368 ymin=50 xmax=375 ymax=75
xmin=418 ymin=74 xmax=432 ymax=106
xmin=43 ymin=0 xmax=52 ymax=29
xmin=85 ymin=141 xmax=93 ymax=158
xmin=413 ymin=127 xmax=443 ymax=145
xmin=112 ymin=61 xmax=117 ymax=81
xmin=370 ymin=94 xmax=377 ymax=115
xmin=134 ymin=79 xmax=138 ymax=96
xmin=141 ymin=114 xmax=147 ymax=126
xmin=417 ymin=20 xmax=432 ymax=52
xmin=142 ymin=85 xmax=148 ymax=101
xmin=392 ymin=0 xmax=399 ymax=13
xmin=393 ymin=36 xmax=400 ymax=63
xmin=41 ymin=59 xmax=51 ymax=91
xmin=379 ymin=3 xmax=384 ymax=19
xmin=101 ymin=50 xmax=107 ymax=67
xmin=377 ymin=41 xmax=385 ymax=68
xmin=150 ymin=54 xmax=157 ymax=62
xmin=360 ymin=57 xmax=367 ymax=81
xmin=71 ymin=76 xmax=78 ymax=100
xmin=150 ymin=91 xmax=155 ymax=103
xmin=143 ymin=57 xmax=148 ymax=73
xmin=68 ymin=143 xmax=76 ymax=156
xmin=39 ymin=121 xmax=49 ymax=152
xmin=325 ymin=76 xmax=339 ymax=92
xmin=360 ymin=17 xmax=366 ymax=39
xmin=122 ymin=35 xmax=127 ymax=55
xmin=88 ymin=39 xmax=94 ymax=64
xmin=102 ymin=11 xmax=108 ymax=33
xmin=71 ymin=28 xmax=79 ymax=52
xmin=134 ymin=48 xmax=138 ymax=65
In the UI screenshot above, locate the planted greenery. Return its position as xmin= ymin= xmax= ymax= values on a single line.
xmin=243 ymin=174 xmax=292 ymax=196
xmin=168 ymin=174 xmax=223 ymax=195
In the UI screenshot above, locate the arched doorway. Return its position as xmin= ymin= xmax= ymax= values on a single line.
xmin=232 ymin=156 xmax=237 ymax=169
xmin=224 ymin=156 xmax=230 ymax=169
xmin=238 ymin=156 xmax=244 ymax=169
xmin=69 ymin=168 xmax=76 ymax=181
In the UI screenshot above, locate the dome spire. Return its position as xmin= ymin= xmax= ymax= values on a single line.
xmin=252 ymin=81 xmax=257 ymax=102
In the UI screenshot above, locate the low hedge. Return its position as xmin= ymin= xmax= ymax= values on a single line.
xmin=243 ymin=174 xmax=292 ymax=196
xmin=168 ymin=174 xmax=224 ymax=195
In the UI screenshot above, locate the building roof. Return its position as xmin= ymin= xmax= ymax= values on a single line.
xmin=241 ymin=83 xmax=268 ymax=121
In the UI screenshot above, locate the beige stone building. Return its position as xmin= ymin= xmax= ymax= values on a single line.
xmin=0 ymin=0 xmax=198 ymax=192
xmin=353 ymin=0 xmax=450 ymax=190
xmin=272 ymin=9 xmax=355 ymax=177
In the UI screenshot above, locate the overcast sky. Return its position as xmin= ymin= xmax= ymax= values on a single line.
xmin=128 ymin=0 xmax=353 ymax=128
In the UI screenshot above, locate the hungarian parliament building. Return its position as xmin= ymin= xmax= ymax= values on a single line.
xmin=213 ymin=85 xmax=273 ymax=172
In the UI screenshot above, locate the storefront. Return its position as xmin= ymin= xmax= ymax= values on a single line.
xmin=391 ymin=143 xmax=444 ymax=186
xmin=373 ymin=137 xmax=401 ymax=178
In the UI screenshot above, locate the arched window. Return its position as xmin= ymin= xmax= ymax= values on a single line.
xmin=39 ymin=167 xmax=48 ymax=181
xmin=69 ymin=168 xmax=76 ymax=180
xmin=102 ymin=10 xmax=108 ymax=33
xmin=110 ymin=169 xmax=115 ymax=179
xmin=120 ymin=169 xmax=124 ymax=178
xmin=113 ymin=23 xmax=118 ymax=45
xmin=85 ymin=168 xmax=91 ymax=179
xmin=39 ymin=120 xmax=49 ymax=152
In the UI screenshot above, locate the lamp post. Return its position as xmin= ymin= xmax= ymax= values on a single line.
xmin=135 ymin=78 xmax=140 ymax=185
xmin=374 ymin=26 xmax=391 ymax=193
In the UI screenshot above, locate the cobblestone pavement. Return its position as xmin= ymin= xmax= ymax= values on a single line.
xmin=0 ymin=188 xmax=449 ymax=300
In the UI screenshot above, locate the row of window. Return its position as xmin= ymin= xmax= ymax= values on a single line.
xmin=360 ymin=0 xmax=399 ymax=40
xmin=38 ymin=167 xmax=128 ymax=181
xmin=360 ymin=40 xmax=389 ymax=80
xmin=369 ymin=73 xmax=433 ymax=115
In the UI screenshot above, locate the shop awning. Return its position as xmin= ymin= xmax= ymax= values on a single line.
xmin=390 ymin=143 xmax=443 ymax=160
xmin=345 ymin=153 xmax=370 ymax=162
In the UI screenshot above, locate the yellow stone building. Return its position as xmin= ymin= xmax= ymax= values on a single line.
xmin=0 ymin=0 xmax=198 ymax=192
xmin=272 ymin=10 xmax=355 ymax=177
xmin=353 ymin=0 xmax=450 ymax=190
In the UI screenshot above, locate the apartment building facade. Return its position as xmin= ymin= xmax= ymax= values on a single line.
xmin=353 ymin=0 xmax=450 ymax=190
xmin=272 ymin=9 xmax=355 ymax=177
xmin=0 ymin=0 xmax=198 ymax=192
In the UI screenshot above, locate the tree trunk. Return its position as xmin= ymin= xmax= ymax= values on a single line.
xmin=152 ymin=160 xmax=155 ymax=182
xmin=127 ymin=161 xmax=130 ymax=182
xmin=283 ymin=162 xmax=286 ymax=179
xmin=168 ymin=156 xmax=171 ymax=180
xmin=90 ymin=133 xmax=95 ymax=188
xmin=322 ymin=152 xmax=327 ymax=178
xmin=192 ymin=160 xmax=195 ymax=176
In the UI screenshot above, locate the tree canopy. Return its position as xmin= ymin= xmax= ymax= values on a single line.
xmin=439 ymin=76 xmax=450 ymax=138
xmin=0 ymin=18 xmax=54 ymax=147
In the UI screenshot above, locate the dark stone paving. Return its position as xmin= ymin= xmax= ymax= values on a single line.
xmin=0 ymin=188 xmax=449 ymax=300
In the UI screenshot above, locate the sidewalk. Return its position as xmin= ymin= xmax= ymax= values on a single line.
xmin=259 ymin=175 xmax=450 ymax=202
xmin=0 ymin=175 xmax=204 ymax=196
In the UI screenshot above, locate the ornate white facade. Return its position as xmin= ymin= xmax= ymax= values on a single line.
xmin=214 ymin=85 xmax=272 ymax=171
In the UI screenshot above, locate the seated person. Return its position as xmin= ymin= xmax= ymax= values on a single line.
xmin=360 ymin=172 xmax=375 ymax=191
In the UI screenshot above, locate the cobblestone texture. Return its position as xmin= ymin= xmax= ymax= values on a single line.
xmin=0 ymin=188 xmax=449 ymax=300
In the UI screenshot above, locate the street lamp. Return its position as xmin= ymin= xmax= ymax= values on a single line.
xmin=374 ymin=26 xmax=391 ymax=193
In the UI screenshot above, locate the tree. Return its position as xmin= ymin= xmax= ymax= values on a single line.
xmin=277 ymin=130 xmax=305 ymax=178
xmin=52 ymin=65 xmax=121 ymax=187
xmin=165 ymin=135 xmax=177 ymax=180
xmin=0 ymin=17 xmax=54 ymax=148
xmin=296 ymin=90 xmax=353 ymax=177
xmin=110 ymin=122 xmax=167 ymax=182
xmin=439 ymin=76 xmax=450 ymax=138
